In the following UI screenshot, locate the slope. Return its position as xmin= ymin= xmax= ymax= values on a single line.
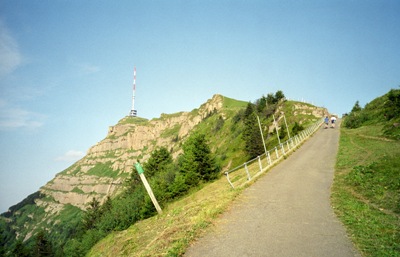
xmin=88 ymin=110 xmax=329 ymax=256
xmin=332 ymin=89 xmax=400 ymax=256
xmin=0 ymin=93 xmax=326 ymax=256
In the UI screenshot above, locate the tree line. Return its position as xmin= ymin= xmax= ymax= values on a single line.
xmin=29 ymin=133 xmax=219 ymax=257
xmin=235 ymin=90 xmax=304 ymax=159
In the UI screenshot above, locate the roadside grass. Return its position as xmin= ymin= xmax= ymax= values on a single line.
xmin=87 ymin=176 xmax=245 ymax=257
xmin=332 ymin=124 xmax=400 ymax=257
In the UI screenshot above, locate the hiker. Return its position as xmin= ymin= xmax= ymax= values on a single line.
xmin=324 ymin=116 xmax=329 ymax=129
xmin=331 ymin=116 xmax=337 ymax=128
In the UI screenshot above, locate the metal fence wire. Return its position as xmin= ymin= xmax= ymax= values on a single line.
xmin=224 ymin=120 xmax=322 ymax=188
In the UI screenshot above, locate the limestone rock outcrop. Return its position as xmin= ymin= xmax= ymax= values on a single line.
xmin=39 ymin=94 xmax=225 ymax=212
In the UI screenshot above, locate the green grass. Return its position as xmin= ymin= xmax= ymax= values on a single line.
xmin=160 ymin=124 xmax=181 ymax=139
xmin=71 ymin=187 xmax=85 ymax=194
xmin=332 ymin=125 xmax=400 ymax=257
xmin=222 ymin=95 xmax=248 ymax=108
xmin=86 ymin=162 xmax=119 ymax=178
xmin=118 ymin=116 xmax=149 ymax=125
xmin=87 ymin=177 xmax=244 ymax=257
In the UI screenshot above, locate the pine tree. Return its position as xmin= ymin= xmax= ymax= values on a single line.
xmin=242 ymin=103 xmax=264 ymax=159
xmin=143 ymin=147 xmax=173 ymax=177
xmin=34 ymin=230 xmax=53 ymax=257
xmin=179 ymin=133 xmax=220 ymax=186
xmin=351 ymin=100 xmax=362 ymax=113
xmin=82 ymin=197 xmax=101 ymax=230
xmin=275 ymin=90 xmax=285 ymax=102
xmin=12 ymin=240 xmax=29 ymax=257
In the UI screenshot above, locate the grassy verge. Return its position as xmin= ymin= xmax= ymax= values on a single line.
xmin=332 ymin=125 xmax=400 ymax=257
xmin=87 ymin=176 xmax=244 ymax=257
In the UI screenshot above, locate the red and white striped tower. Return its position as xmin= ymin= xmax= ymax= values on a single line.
xmin=129 ymin=66 xmax=137 ymax=117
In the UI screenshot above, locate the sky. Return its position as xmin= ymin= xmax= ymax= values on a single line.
xmin=0 ymin=0 xmax=399 ymax=212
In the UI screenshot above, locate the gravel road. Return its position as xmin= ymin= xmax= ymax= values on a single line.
xmin=185 ymin=122 xmax=361 ymax=257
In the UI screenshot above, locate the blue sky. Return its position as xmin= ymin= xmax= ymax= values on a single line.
xmin=0 ymin=0 xmax=399 ymax=212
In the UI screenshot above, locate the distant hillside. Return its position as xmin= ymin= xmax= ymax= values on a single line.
xmin=0 ymin=93 xmax=326 ymax=256
xmin=343 ymin=88 xmax=400 ymax=139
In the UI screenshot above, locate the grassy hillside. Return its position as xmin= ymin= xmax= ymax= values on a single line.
xmin=332 ymin=89 xmax=400 ymax=257
xmin=88 ymin=173 xmax=242 ymax=257
xmin=0 ymin=93 xmax=325 ymax=256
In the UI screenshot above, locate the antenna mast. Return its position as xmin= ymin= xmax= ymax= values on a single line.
xmin=129 ymin=66 xmax=137 ymax=117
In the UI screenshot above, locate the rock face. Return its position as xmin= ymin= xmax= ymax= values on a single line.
xmin=291 ymin=103 xmax=327 ymax=118
xmin=39 ymin=94 xmax=225 ymax=213
xmin=4 ymin=94 xmax=327 ymax=244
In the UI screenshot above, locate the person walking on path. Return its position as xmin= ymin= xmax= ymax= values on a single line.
xmin=331 ymin=116 xmax=337 ymax=128
xmin=324 ymin=116 xmax=329 ymax=129
xmin=185 ymin=119 xmax=360 ymax=257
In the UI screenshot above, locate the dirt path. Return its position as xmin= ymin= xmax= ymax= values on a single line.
xmin=185 ymin=123 xmax=361 ymax=257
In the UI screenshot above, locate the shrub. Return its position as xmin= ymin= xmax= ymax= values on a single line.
xmin=291 ymin=122 xmax=304 ymax=135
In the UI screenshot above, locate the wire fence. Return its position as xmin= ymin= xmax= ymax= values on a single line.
xmin=224 ymin=120 xmax=323 ymax=188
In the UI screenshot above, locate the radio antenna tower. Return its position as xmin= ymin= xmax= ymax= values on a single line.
xmin=129 ymin=66 xmax=137 ymax=117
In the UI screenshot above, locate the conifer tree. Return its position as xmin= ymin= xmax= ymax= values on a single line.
xmin=34 ymin=230 xmax=53 ymax=257
xmin=179 ymin=133 xmax=220 ymax=186
xmin=351 ymin=100 xmax=362 ymax=113
xmin=242 ymin=103 xmax=264 ymax=159
xmin=82 ymin=197 xmax=101 ymax=230
xmin=143 ymin=147 xmax=173 ymax=177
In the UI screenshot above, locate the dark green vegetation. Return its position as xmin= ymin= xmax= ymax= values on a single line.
xmin=343 ymin=88 xmax=400 ymax=139
xmin=333 ymin=88 xmax=400 ymax=257
xmin=0 ymin=93 xmax=323 ymax=256
xmin=63 ymin=133 xmax=221 ymax=256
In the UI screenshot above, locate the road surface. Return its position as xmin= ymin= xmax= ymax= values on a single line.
xmin=185 ymin=122 xmax=361 ymax=257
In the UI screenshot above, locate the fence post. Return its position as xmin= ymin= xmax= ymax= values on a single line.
xmin=225 ymin=172 xmax=234 ymax=188
xmin=281 ymin=143 xmax=286 ymax=155
xmin=275 ymin=147 xmax=279 ymax=159
xmin=245 ymin=163 xmax=251 ymax=181
xmin=257 ymin=115 xmax=268 ymax=157
xmin=267 ymin=151 xmax=272 ymax=166
xmin=258 ymin=156 xmax=262 ymax=172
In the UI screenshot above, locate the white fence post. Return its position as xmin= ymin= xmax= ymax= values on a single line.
xmin=267 ymin=151 xmax=272 ymax=166
xmin=245 ymin=163 xmax=251 ymax=181
xmin=225 ymin=172 xmax=234 ymax=188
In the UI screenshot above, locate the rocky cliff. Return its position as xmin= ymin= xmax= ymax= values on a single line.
xmin=39 ymin=94 xmax=226 ymax=212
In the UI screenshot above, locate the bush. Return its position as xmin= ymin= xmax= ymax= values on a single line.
xmin=343 ymin=112 xmax=367 ymax=129
xmin=384 ymin=89 xmax=400 ymax=120
xmin=291 ymin=122 xmax=304 ymax=135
